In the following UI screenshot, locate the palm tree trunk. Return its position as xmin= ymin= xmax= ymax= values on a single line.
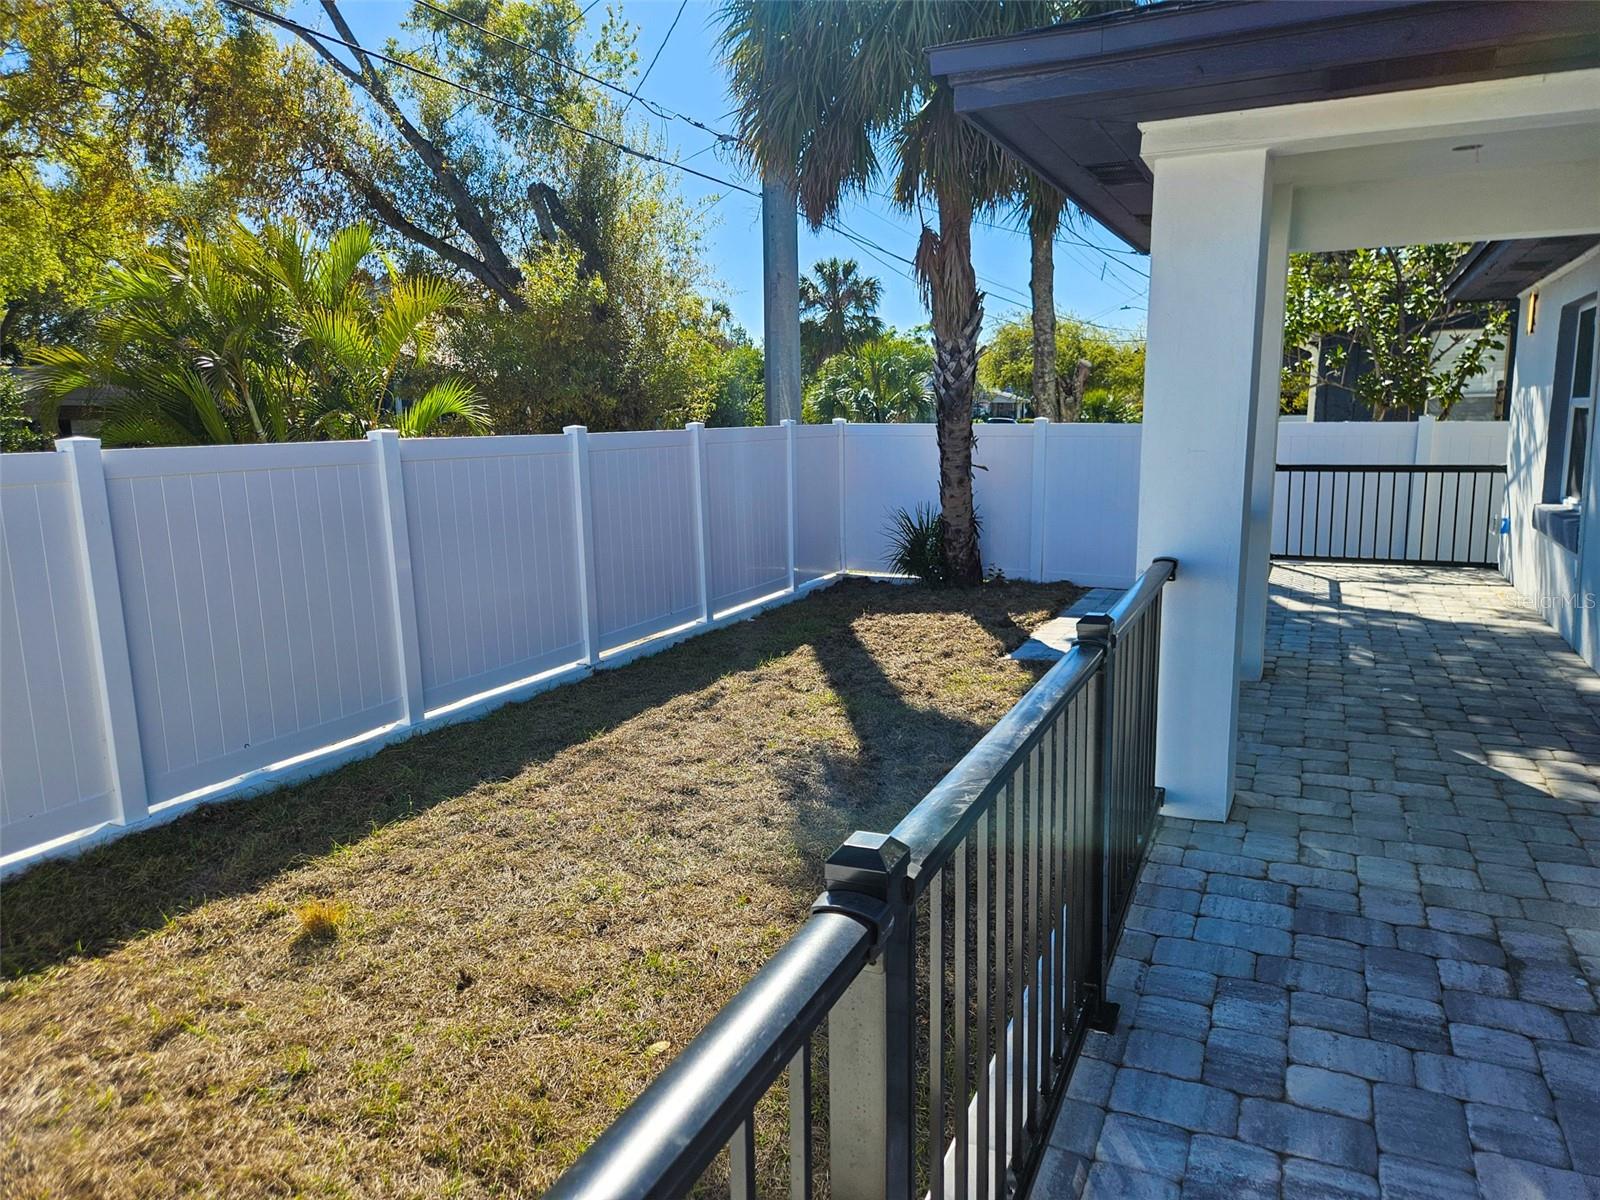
xmin=920 ymin=192 xmax=983 ymax=586
xmin=1028 ymin=204 xmax=1059 ymax=421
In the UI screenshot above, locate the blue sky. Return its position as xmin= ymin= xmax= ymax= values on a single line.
xmin=299 ymin=0 xmax=1151 ymax=342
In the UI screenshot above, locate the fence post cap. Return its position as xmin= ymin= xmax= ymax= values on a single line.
xmin=823 ymin=831 xmax=910 ymax=900
xmin=1075 ymin=612 xmax=1116 ymax=647
xmin=562 ymin=424 xmax=588 ymax=435
xmin=685 ymin=420 xmax=705 ymax=431
xmin=831 ymin=417 xmax=848 ymax=426
xmin=55 ymin=436 xmax=102 ymax=452
xmin=366 ymin=428 xmax=398 ymax=442
xmin=1034 ymin=417 xmax=1051 ymax=427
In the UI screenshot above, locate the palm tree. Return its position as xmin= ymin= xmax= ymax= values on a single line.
xmin=799 ymin=257 xmax=884 ymax=371
xmin=804 ymin=334 xmax=933 ymax=423
xmin=29 ymin=221 xmax=486 ymax=445
xmin=720 ymin=1 xmax=1058 ymax=585
xmin=1020 ymin=175 xmax=1069 ymax=421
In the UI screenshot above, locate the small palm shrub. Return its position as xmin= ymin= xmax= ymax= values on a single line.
xmin=884 ymin=503 xmax=949 ymax=586
xmin=1081 ymin=388 xmax=1142 ymax=423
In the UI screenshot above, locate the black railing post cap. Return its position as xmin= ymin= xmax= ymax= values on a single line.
xmin=1075 ymin=612 xmax=1116 ymax=647
xmin=823 ymin=832 xmax=911 ymax=901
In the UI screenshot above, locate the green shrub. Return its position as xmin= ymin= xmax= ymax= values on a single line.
xmin=883 ymin=503 xmax=949 ymax=586
xmin=0 ymin=372 xmax=50 ymax=452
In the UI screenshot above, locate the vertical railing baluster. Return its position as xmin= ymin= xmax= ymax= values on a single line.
xmin=993 ymin=784 xmax=1009 ymax=1200
xmin=1012 ymin=763 xmax=1026 ymax=1161
xmin=955 ymin=836 xmax=970 ymax=1200
xmin=975 ymin=809 xmax=989 ymax=1200
xmin=1030 ymin=738 xmax=1046 ymax=1110
xmin=930 ymin=868 xmax=945 ymax=1200
xmin=790 ymin=1042 xmax=813 ymax=1200
xmin=730 ymin=1119 xmax=756 ymax=1200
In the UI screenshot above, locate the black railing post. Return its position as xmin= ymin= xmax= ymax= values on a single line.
xmin=1073 ymin=612 xmax=1121 ymax=1035
xmin=815 ymin=831 xmax=914 ymax=1200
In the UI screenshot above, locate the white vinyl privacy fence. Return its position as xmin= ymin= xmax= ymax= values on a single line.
xmin=0 ymin=417 xmax=1504 ymax=867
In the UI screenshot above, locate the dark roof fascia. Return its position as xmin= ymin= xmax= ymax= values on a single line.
xmin=930 ymin=1 xmax=1434 ymax=113
xmin=929 ymin=0 xmax=1600 ymax=252
xmin=1447 ymin=238 xmax=1600 ymax=303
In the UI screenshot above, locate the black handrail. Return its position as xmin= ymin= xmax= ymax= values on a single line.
xmin=890 ymin=556 xmax=1176 ymax=891
xmin=543 ymin=557 xmax=1179 ymax=1200
xmin=544 ymin=912 xmax=872 ymax=1199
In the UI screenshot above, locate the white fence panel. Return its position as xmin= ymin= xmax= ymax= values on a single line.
xmin=400 ymin=436 xmax=585 ymax=711
xmin=102 ymin=443 xmax=402 ymax=804
xmin=1270 ymin=421 xmax=1508 ymax=562
xmin=794 ymin=424 xmax=843 ymax=582
xmin=1276 ymin=420 xmax=1418 ymax=464
xmin=1041 ymin=425 xmax=1143 ymax=587
xmin=842 ymin=425 xmax=939 ymax=574
xmin=972 ymin=425 xmax=1035 ymax=579
xmin=14 ymin=414 xmax=1513 ymax=868
xmin=0 ymin=453 xmax=116 ymax=848
xmin=1427 ymin=420 xmax=1509 ymax=464
xmin=588 ymin=430 xmax=701 ymax=650
xmin=704 ymin=427 xmax=790 ymax=612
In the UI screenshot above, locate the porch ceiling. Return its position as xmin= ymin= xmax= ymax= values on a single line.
xmin=928 ymin=0 xmax=1600 ymax=252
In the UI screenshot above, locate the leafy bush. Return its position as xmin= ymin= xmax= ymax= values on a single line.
xmin=0 ymin=372 xmax=51 ymax=452
xmin=883 ymin=503 xmax=949 ymax=586
xmin=1081 ymin=388 xmax=1142 ymax=423
xmin=979 ymin=313 xmax=1146 ymax=408
xmin=25 ymin=221 xmax=486 ymax=445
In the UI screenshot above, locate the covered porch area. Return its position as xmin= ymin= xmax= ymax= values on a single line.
xmin=931 ymin=0 xmax=1600 ymax=823
xmin=1034 ymin=561 xmax=1600 ymax=1197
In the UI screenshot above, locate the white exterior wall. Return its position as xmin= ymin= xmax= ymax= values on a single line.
xmin=1501 ymin=245 xmax=1600 ymax=669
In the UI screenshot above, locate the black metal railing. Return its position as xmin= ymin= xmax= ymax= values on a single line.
xmin=545 ymin=557 xmax=1177 ymax=1200
xmin=1273 ymin=464 xmax=1505 ymax=567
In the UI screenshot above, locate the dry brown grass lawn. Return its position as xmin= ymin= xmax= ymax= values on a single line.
xmin=0 ymin=577 xmax=1078 ymax=1198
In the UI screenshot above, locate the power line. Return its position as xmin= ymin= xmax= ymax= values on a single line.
xmin=414 ymin=0 xmax=1142 ymax=300
xmin=622 ymin=0 xmax=686 ymax=118
xmin=224 ymin=0 xmax=758 ymax=198
xmin=415 ymin=0 xmax=736 ymax=144
xmin=237 ymin=0 xmax=1142 ymax=339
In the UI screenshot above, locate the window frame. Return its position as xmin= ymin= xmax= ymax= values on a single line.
xmin=1560 ymin=301 xmax=1598 ymax=506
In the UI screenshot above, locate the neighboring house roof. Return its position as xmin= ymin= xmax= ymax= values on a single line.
xmin=928 ymin=0 xmax=1600 ymax=252
xmin=1446 ymin=237 xmax=1600 ymax=302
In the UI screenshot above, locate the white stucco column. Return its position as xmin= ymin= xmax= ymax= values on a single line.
xmin=1137 ymin=148 xmax=1275 ymax=823
xmin=1239 ymin=186 xmax=1293 ymax=682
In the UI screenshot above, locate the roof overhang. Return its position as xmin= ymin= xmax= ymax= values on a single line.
xmin=1447 ymin=237 xmax=1600 ymax=303
xmin=929 ymin=1 xmax=1600 ymax=252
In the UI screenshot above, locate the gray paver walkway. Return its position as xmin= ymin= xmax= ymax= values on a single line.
xmin=1036 ymin=563 xmax=1600 ymax=1199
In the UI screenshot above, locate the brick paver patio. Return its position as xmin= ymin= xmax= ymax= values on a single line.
xmin=1035 ymin=563 xmax=1600 ymax=1199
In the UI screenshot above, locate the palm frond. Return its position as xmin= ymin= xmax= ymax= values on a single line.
xmin=394 ymin=377 xmax=489 ymax=437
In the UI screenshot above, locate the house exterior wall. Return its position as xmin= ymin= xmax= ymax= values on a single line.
xmin=1501 ymin=244 xmax=1600 ymax=668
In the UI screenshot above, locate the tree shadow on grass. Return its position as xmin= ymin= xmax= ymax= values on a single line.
xmin=1 ymin=578 xmax=1071 ymax=979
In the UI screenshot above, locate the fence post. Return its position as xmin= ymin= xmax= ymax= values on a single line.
xmin=1030 ymin=417 xmax=1051 ymax=581
xmin=58 ymin=437 xmax=149 ymax=826
xmin=1074 ymin=611 xmax=1121 ymax=1034
xmin=687 ymin=422 xmax=713 ymax=623
xmin=819 ymin=832 xmax=913 ymax=1200
xmin=367 ymin=431 xmax=427 ymax=725
xmin=565 ymin=425 xmax=602 ymax=666
xmin=783 ymin=418 xmax=798 ymax=593
xmin=833 ymin=417 xmax=848 ymax=574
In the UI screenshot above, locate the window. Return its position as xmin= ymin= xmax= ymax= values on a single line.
xmin=1563 ymin=303 xmax=1597 ymax=504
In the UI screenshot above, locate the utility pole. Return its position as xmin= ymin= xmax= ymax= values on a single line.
xmin=762 ymin=171 xmax=802 ymax=425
